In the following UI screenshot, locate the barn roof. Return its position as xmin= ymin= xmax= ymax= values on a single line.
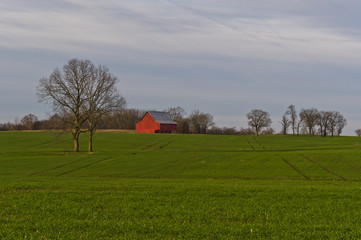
xmin=148 ymin=111 xmax=177 ymax=124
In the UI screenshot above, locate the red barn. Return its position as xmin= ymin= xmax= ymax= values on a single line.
xmin=136 ymin=111 xmax=177 ymax=133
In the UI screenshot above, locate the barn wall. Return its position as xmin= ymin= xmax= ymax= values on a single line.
xmin=160 ymin=124 xmax=177 ymax=133
xmin=136 ymin=113 xmax=160 ymax=133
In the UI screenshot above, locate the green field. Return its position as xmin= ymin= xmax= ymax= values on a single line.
xmin=1 ymin=132 xmax=361 ymax=239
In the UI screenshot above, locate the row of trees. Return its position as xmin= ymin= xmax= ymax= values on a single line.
xmin=0 ymin=109 xmax=145 ymax=132
xmin=0 ymin=106 xmax=216 ymax=135
xmin=1 ymin=105 xmax=348 ymax=137
xmin=249 ymin=105 xmax=347 ymax=137
xmin=284 ymin=105 xmax=347 ymax=137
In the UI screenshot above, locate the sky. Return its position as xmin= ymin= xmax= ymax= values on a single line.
xmin=1 ymin=0 xmax=361 ymax=135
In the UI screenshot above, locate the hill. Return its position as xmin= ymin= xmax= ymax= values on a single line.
xmin=1 ymin=132 xmax=361 ymax=239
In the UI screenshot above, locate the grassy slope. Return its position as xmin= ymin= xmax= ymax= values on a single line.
xmin=1 ymin=132 xmax=361 ymax=239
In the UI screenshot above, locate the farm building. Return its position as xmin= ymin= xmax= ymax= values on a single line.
xmin=136 ymin=111 xmax=177 ymax=133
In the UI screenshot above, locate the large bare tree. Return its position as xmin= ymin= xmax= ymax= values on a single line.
xmin=84 ymin=64 xmax=126 ymax=152
xmin=247 ymin=109 xmax=272 ymax=136
xmin=37 ymin=58 xmax=125 ymax=152
xmin=37 ymin=59 xmax=92 ymax=151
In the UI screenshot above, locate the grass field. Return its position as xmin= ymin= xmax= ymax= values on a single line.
xmin=1 ymin=131 xmax=361 ymax=239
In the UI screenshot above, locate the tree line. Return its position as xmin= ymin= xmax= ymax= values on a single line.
xmin=0 ymin=104 xmax=349 ymax=138
xmin=248 ymin=105 xmax=347 ymax=137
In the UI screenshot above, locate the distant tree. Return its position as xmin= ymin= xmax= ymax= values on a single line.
xmin=286 ymin=105 xmax=297 ymax=135
xmin=279 ymin=114 xmax=290 ymax=135
xmin=327 ymin=111 xmax=347 ymax=137
xmin=189 ymin=110 xmax=215 ymax=134
xmin=299 ymin=108 xmax=319 ymax=136
xmin=239 ymin=127 xmax=255 ymax=135
xmin=222 ymin=127 xmax=238 ymax=135
xmin=165 ymin=106 xmax=186 ymax=122
xmin=335 ymin=114 xmax=347 ymax=136
xmin=20 ymin=114 xmax=38 ymax=130
xmin=296 ymin=118 xmax=303 ymax=136
xmin=318 ymin=111 xmax=333 ymax=137
xmin=208 ymin=126 xmax=238 ymax=135
xmin=0 ymin=123 xmax=9 ymax=131
xmin=99 ymin=109 xmax=144 ymax=130
xmin=177 ymin=118 xmax=190 ymax=134
xmin=355 ymin=129 xmax=361 ymax=137
xmin=165 ymin=106 xmax=187 ymax=133
xmin=42 ymin=114 xmax=68 ymax=130
xmin=261 ymin=127 xmax=275 ymax=135
xmin=247 ymin=109 xmax=272 ymax=136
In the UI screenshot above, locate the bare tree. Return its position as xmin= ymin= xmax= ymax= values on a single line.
xmin=297 ymin=118 xmax=302 ymax=136
xmin=286 ymin=105 xmax=297 ymax=135
xmin=299 ymin=108 xmax=319 ymax=136
xmin=37 ymin=59 xmax=92 ymax=151
xmin=189 ymin=110 xmax=214 ymax=134
xmin=83 ymin=64 xmax=126 ymax=152
xmin=165 ymin=106 xmax=187 ymax=133
xmin=279 ymin=114 xmax=290 ymax=135
xmin=165 ymin=106 xmax=186 ymax=122
xmin=335 ymin=114 xmax=347 ymax=136
xmin=247 ymin=109 xmax=272 ymax=136
xmin=177 ymin=118 xmax=191 ymax=134
xmin=20 ymin=114 xmax=38 ymax=130
xmin=327 ymin=111 xmax=346 ymax=137
xmin=318 ymin=111 xmax=333 ymax=137
xmin=37 ymin=58 xmax=125 ymax=152
xmin=355 ymin=129 xmax=361 ymax=136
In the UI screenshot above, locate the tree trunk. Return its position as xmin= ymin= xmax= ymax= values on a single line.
xmin=73 ymin=131 xmax=80 ymax=152
xmin=297 ymin=123 xmax=300 ymax=136
xmin=89 ymin=131 xmax=93 ymax=152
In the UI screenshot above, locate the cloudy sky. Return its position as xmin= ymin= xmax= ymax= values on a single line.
xmin=1 ymin=0 xmax=361 ymax=135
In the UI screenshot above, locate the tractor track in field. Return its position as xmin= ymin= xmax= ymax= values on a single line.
xmin=300 ymin=154 xmax=347 ymax=181
xmin=277 ymin=154 xmax=311 ymax=180
xmin=28 ymin=158 xmax=88 ymax=176
xmin=244 ymin=137 xmax=255 ymax=150
xmin=157 ymin=141 xmax=173 ymax=150
xmin=57 ymin=157 xmax=111 ymax=177
xmin=252 ymin=137 xmax=266 ymax=150
xmin=28 ymin=140 xmax=54 ymax=149
xmin=142 ymin=136 xmax=175 ymax=150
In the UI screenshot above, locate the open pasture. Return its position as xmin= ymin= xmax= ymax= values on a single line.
xmin=1 ymin=132 xmax=361 ymax=239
